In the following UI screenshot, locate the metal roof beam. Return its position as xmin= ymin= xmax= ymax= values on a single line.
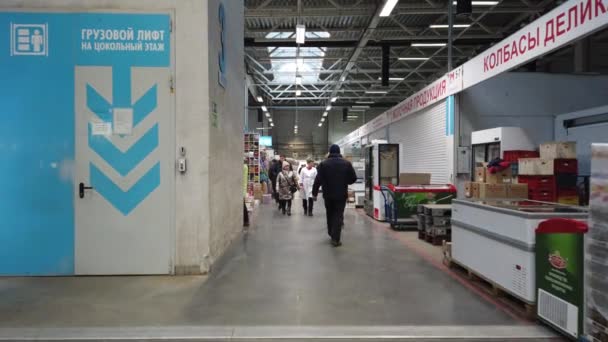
xmin=379 ymin=4 xmax=500 ymax=100
xmin=397 ymin=7 xmax=547 ymax=15
xmin=260 ymin=68 xmax=438 ymax=74
xmin=250 ymin=81 xmax=428 ymax=87
xmin=245 ymin=7 xmax=543 ymax=18
xmin=245 ymin=26 xmax=498 ymax=34
xmin=245 ymin=36 xmax=502 ymax=47
xmin=246 ymin=54 xmax=470 ymax=61
xmin=247 ymin=104 xmax=396 ymax=109
xmin=272 ymin=89 xmax=411 ymax=94
xmin=271 ymin=96 xmax=406 ymax=101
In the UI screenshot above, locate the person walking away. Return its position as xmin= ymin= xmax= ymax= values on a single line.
xmin=260 ymin=154 xmax=272 ymax=196
xmin=243 ymin=158 xmax=250 ymax=227
xmin=299 ymin=159 xmax=317 ymax=216
xmin=298 ymin=163 xmax=305 ymax=176
xmin=269 ymin=155 xmax=285 ymax=208
xmin=276 ymin=161 xmax=298 ymax=216
xmin=313 ymin=145 xmax=357 ymax=247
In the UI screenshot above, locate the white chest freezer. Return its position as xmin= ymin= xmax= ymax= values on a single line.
xmin=451 ymin=199 xmax=588 ymax=303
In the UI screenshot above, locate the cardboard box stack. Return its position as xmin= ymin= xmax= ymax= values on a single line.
xmin=465 ymin=163 xmax=528 ymax=200
xmin=399 ymin=173 xmax=431 ymax=186
xmin=253 ymin=183 xmax=263 ymax=201
xmin=503 ymin=150 xmax=540 ymax=177
xmin=518 ymin=142 xmax=578 ymax=204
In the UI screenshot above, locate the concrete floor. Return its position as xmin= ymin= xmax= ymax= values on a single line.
xmin=0 ymin=199 xmax=562 ymax=340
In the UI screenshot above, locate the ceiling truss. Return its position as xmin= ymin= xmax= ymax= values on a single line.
xmin=245 ymin=0 xmax=555 ymax=108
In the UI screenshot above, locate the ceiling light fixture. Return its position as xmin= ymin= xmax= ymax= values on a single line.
xmin=331 ymin=97 xmax=338 ymax=103
xmin=349 ymin=109 xmax=366 ymax=112
xmin=318 ymin=123 xmax=323 ymax=127
xmin=398 ymin=57 xmax=429 ymax=61
xmin=377 ymin=77 xmax=405 ymax=81
xmin=411 ymin=43 xmax=447 ymax=47
xmin=326 ymin=105 xmax=332 ymax=111
xmin=256 ymin=96 xmax=263 ymax=103
xmin=268 ymin=117 xmax=273 ymax=122
xmin=295 ymin=75 xmax=302 ymax=85
xmin=295 ymin=90 xmax=302 ymax=96
xmin=453 ymin=1 xmax=499 ymax=5
xmin=296 ymin=24 xmax=306 ymax=44
xmin=270 ymin=123 xmax=274 ymax=127
xmin=356 ymin=101 xmax=375 ymax=104
xmin=379 ymin=0 xmax=399 ymax=17
xmin=430 ymin=24 xmax=471 ymax=28
xmin=261 ymin=105 xmax=268 ymax=112
xmin=321 ymin=117 xmax=325 ymax=122
xmin=365 ymin=90 xmax=388 ymax=94
xmin=265 ymin=112 xmax=270 ymax=117
xmin=323 ymin=112 xmax=328 ymax=117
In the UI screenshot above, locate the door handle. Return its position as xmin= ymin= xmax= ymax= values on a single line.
xmin=79 ymin=182 xmax=94 ymax=199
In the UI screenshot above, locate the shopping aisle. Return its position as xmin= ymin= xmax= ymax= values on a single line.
xmin=190 ymin=200 xmax=534 ymax=326
xmin=0 ymin=200 xmax=560 ymax=340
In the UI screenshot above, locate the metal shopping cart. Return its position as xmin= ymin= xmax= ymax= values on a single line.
xmin=381 ymin=184 xmax=457 ymax=230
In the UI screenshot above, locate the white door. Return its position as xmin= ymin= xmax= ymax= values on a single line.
xmin=74 ymin=65 xmax=174 ymax=275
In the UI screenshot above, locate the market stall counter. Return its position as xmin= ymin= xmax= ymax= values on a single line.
xmin=451 ymin=199 xmax=588 ymax=305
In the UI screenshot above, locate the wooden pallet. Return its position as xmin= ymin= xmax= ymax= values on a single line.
xmin=426 ymin=233 xmax=450 ymax=246
xmin=418 ymin=230 xmax=450 ymax=246
xmin=443 ymin=254 xmax=536 ymax=319
xmin=390 ymin=218 xmax=418 ymax=231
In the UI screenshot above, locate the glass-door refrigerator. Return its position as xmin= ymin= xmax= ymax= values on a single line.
xmin=471 ymin=127 xmax=535 ymax=176
xmin=364 ymin=142 xmax=399 ymax=220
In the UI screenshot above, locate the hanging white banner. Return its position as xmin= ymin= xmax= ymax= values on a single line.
xmin=463 ymin=0 xmax=608 ymax=88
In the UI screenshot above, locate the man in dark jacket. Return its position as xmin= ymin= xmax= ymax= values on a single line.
xmin=313 ymin=144 xmax=357 ymax=247
xmin=269 ymin=155 xmax=285 ymax=205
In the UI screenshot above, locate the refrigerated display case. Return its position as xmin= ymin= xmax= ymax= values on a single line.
xmin=451 ymin=199 xmax=588 ymax=304
xmin=471 ymin=127 xmax=535 ymax=173
xmin=364 ymin=142 xmax=399 ymax=220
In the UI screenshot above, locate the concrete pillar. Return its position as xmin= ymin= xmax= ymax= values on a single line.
xmin=574 ymin=38 xmax=591 ymax=73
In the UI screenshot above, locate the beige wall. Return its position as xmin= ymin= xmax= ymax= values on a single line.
xmin=206 ymin=0 xmax=245 ymax=267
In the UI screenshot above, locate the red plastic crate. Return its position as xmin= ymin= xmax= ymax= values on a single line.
xmin=503 ymin=150 xmax=540 ymax=163
xmin=518 ymin=175 xmax=557 ymax=192
xmin=530 ymin=193 xmax=557 ymax=202
xmin=529 ymin=188 xmax=556 ymax=198
xmin=529 ymin=186 xmax=556 ymax=195
xmin=556 ymin=174 xmax=578 ymax=188
xmin=553 ymin=159 xmax=578 ymax=174
xmin=557 ymin=188 xmax=578 ymax=197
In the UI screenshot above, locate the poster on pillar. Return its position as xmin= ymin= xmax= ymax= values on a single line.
xmin=0 ymin=11 xmax=174 ymax=276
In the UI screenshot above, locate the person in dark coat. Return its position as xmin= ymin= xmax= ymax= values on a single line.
xmin=269 ymin=155 xmax=285 ymax=205
xmin=313 ymin=144 xmax=357 ymax=247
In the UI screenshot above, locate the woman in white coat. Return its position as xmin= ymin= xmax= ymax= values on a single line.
xmin=299 ymin=159 xmax=318 ymax=216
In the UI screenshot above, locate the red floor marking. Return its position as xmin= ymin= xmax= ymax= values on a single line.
xmin=355 ymin=209 xmax=531 ymax=325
